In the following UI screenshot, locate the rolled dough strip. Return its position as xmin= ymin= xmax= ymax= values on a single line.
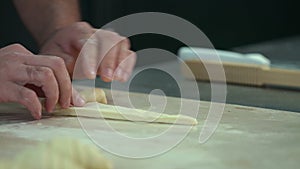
xmin=51 ymin=88 xmax=198 ymax=125
xmin=53 ymin=102 xmax=198 ymax=125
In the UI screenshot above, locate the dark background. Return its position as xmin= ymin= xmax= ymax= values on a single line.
xmin=1 ymin=0 xmax=299 ymax=54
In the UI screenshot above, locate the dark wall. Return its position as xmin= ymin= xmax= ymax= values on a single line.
xmin=0 ymin=1 xmax=38 ymax=52
xmin=84 ymin=0 xmax=300 ymax=52
xmin=1 ymin=0 xmax=299 ymax=53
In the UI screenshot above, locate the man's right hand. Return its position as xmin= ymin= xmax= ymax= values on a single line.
xmin=0 ymin=44 xmax=85 ymax=119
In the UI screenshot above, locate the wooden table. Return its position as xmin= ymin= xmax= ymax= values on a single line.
xmin=0 ymin=89 xmax=299 ymax=169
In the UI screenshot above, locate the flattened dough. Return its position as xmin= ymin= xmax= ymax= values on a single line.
xmin=53 ymin=88 xmax=198 ymax=125
xmin=0 ymin=137 xmax=112 ymax=169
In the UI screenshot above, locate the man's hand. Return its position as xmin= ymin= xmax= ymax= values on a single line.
xmin=0 ymin=44 xmax=85 ymax=119
xmin=40 ymin=22 xmax=136 ymax=82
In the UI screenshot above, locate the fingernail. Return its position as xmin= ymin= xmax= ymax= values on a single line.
xmin=34 ymin=112 xmax=41 ymax=120
xmin=87 ymin=70 xmax=97 ymax=79
xmin=63 ymin=101 xmax=70 ymax=108
xmin=90 ymin=70 xmax=96 ymax=76
xmin=76 ymin=95 xmax=86 ymax=107
xmin=102 ymin=68 xmax=114 ymax=79
xmin=115 ymin=69 xmax=123 ymax=79
xmin=122 ymin=72 xmax=130 ymax=82
xmin=115 ymin=69 xmax=129 ymax=82
xmin=48 ymin=108 xmax=53 ymax=113
xmin=47 ymin=105 xmax=54 ymax=113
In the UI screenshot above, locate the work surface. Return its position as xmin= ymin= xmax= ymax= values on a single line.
xmin=99 ymin=59 xmax=300 ymax=112
xmin=105 ymin=36 xmax=300 ymax=113
xmin=0 ymin=90 xmax=300 ymax=169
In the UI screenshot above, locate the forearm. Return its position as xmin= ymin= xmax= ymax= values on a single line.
xmin=13 ymin=0 xmax=81 ymax=46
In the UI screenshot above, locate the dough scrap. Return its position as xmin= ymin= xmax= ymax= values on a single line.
xmin=0 ymin=137 xmax=112 ymax=169
xmin=54 ymin=88 xmax=198 ymax=125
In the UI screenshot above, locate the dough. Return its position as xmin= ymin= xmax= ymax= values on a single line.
xmin=54 ymin=102 xmax=197 ymax=125
xmin=0 ymin=138 xmax=112 ymax=169
xmin=80 ymin=88 xmax=107 ymax=104
xmin=53 ymin=88 xmax=198 ymax=125
xmin=50 ymin=88 xmax=107 ymax=110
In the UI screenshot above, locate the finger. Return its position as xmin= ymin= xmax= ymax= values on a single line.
xmin=111 ymin=39 xmax=130 ymax=82
xmin=121 ymin=37 xmax=131 ymax=49
xmin=0 ymin=83 xmax=42 ymax=119
xmin=20 ymin=54 xmax=72 ymax=109
xmin=71 ymin=26 xmax=98 ymax=79
xmin=94 ymin=30 xmax=126 ymax=82
xmin=115 ymin=50 xmax=137 ymax=82
xmin=98 ymin=42 xmax=122 ymax=82
xmin=71 ymin=22 xmax=96 ymax=50
xmin=0 ymin=44 xmax=33 ymax=55
xmin=71 ymin=88 xmax=86 ymax=107
xmin=13 ymin=65 xmax=59 ymax=113
xmin=100 ymin=38 xmax=136 ymax=82
xmin=98 ymin=37 xmax=128 ymax=82
xmin=114 ymin=39 xmax=136 ymax=82
xmin=40 ymin=49 xmax=75 ymax=76
xmin=75 ymin=37 xmax=99 ymax=79
xmin=73 ymin=29 xmax=97 ymax=51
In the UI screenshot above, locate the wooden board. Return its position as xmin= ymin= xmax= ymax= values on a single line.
xmin=0 ymin=89 xmax=300 ymax=169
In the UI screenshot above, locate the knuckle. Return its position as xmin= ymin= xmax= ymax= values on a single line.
xmin=101 ymin=30 xmax=122 ymax=40
xmin=115 ymin=35 xmax=126 ymax=42
xmin=26 ymin=66 xmax=54 ymax=82
xmin=40 ymin=67 xmax=54 ymax=80
xmin=120 ymin=35 xmax=127 ymax=40
xmin=26 ymin=66 xmax=37 ymax=80
xmin=75 ymin=22 xmax=92 ymax=34
xmin=119 ymin=50 xmax=136 ymax=60
xmin=123 ymin=37 xmax=130 ymax=43
xmin=51 ymin=56 xmax=65 ymax=68
xmin=109 ymin=31 xmax=120 ymax=37
xmin=76 ymin=22 xmax=91 ymax=28
xmin=9 ymin=43 xmax=24 ymax=50
xmin=104 ymin=64 xmax=115 ymax=69
xmin=130 ymin=51 xmax=137 ymax=59
xmin=102 ymin=60 xmax=115 ymax=69
xmin=0 ymin=43 xmax=26 ymax=54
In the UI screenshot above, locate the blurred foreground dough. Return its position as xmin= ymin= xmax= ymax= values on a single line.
xmin=0 ymin=138 xmax=112 ymax=169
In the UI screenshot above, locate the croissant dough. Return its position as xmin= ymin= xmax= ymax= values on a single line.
xmin=54 ymin=88 xmax=198 ymax=125
xmin=0 ymin=138 xmax=112 ymax=169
